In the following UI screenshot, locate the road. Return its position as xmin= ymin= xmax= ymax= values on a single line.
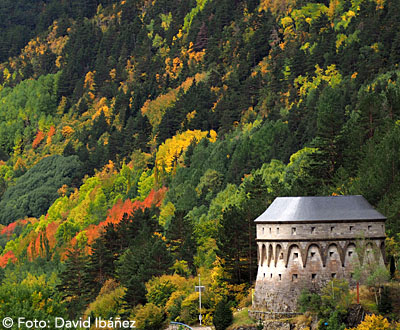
xmin=166 ymin=325 xmax=213 ymax=330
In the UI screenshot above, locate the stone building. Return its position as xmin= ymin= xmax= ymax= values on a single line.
xmin=252 ymin=195 xmax=386 ymax=314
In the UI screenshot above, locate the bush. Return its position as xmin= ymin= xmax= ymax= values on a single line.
xmin=134 ymin=303 xmax=165 ymax=330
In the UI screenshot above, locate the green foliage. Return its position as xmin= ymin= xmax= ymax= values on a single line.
xmin=55 ymin=220 xmax=80 ymax=246
xmin=299 ymin=279 xmax=352 ymax=329
xmin=216 ymin=205 xmax=257 ymax=284
xmin=134 ymin=303 xmax=165 ymax=330
xmin=377 ymin=286 xmax=393 ymax=315
xmin=84 ymin=280 xmax=126 ymax=319
xmin=0 ymin=155 xmax=82 ymax=224
xmin=0 ymin=73 xmax=59 ymax=155
xmin=109 ymin=209 xmax=174 ymax=308
xmin=298 ymin=289 xmax=322 ymax=314
xmin=284 ymin=147 xmax=320 ymax=195
xmin=146 ymin=278 xmax=177 ymax=307
xmin=2 ymin=0 xmax=400 ymax=325
xmin=321 ymin=310 xmax=346 ymax=330
xmin=117 ymin=237 xmax=173 ymax=308
xmin=0 ymin=272 xmax=67 ymax=330
xmin=57 ymin=246 xmax=91 ymax=318
xmin=213 ymin=298 xmax=233 ymax=330
xmin=137 ymin=170 xmax=155 ymax=201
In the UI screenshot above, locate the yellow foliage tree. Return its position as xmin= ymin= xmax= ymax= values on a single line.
xmin=133 ymin=303 xmax=165 ymax=329
xmin=61 ymin=126 xmax=75 ymax=137
xmin=84 ymin=71 xmax=96 ymax=91
xmin=47 ymin=21 xmax=69 ymax=56
xmin=92 ymin=97 xmax=112 ymax=124
xmin=259 ymin=0 xmax=297 ymax=17
xmin=141 ymin=73 xmax=208 ymax=130
xmin=155 ymin=129 xmax=217 ymax=175
xmin=84 ymin=280 xmax=126 ymax=320
xmin=294 ymin=64 xmax=342 ymax=100
xmin=345 ymin=314 xmax=395 ymax=330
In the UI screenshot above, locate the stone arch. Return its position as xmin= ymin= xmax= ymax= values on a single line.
xmin=380 ymin=240 xmax=386 ymax=264
xmin=286 ymin=244 xmax=303 ymax=268
xmin=267 ymin=244 xmax=274 ymax=267
xmin=344 ymin=242 xmax=358 ymax=267
xmin=304 ymin=243 xmax=323 ymax=267
xmin=363 ymin=241 xmax=376 ymax=265
xmin=325 ymin=243 xmax=344 ymax=267
xmin=275 ymin=244 xmax=283 ymax=267
xmin=261 ymin=244 xmax=267 ymax=266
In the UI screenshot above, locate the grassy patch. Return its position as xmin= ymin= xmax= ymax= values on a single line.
xmin=227 ymin=308 xmax=256 ymax=330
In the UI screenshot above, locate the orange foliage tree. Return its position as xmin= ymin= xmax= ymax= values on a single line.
xmin=32 ymin=130 xmax=45 ymax=149
xmin=27 ymin=222 xmax=59 ymax=260
xmin=47 ymin=126 xmax=56 ymax=144
xmin=68 ymin=187 xmax=167 ymax=255
xmin=1 ymin=219 xmax=29 ymax=237
xmin=0 ymin=251 xmax=17 ymax=268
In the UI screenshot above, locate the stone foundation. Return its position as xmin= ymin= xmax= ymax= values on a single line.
xmin=253 ymin=236 xmax=385 ymax=312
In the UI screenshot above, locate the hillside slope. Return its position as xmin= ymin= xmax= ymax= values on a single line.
xmin=0 ymin=0 xmax=399 ymax=327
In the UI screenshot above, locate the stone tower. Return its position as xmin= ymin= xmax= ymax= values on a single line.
xmin=252 ymin=195 xmax=386 ymax=314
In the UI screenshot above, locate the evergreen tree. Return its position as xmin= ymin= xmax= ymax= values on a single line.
xmin=165 ymin=210 xmax=197 ymax=270
xmin=117 ymin=236 xmax=173 ymax=307
xmin=86 ymin=236 xmax=116 ymax=299
xmin=213 ymin=299 xmax=233 ymax=330
xmin=58 ymin=247 xmax=91 ymax=318
xmin=377 ymin=286 xmax=392 ymax=315
xmin=217 ymin=206 xmax=254 ymax=284
xmin=311 ymin=86 xmax=345 ymax=185
xmin=0 ymin=155 xmax=83 ymax=224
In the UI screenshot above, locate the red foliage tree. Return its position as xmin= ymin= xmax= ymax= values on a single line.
xmin=27 ymin=222 xmax=59 ymax=260
xmin=0 ymin=251 xmax=17 ymax=268
xmin=67 ymin=187 xmax=168 ymax=255
xmin=1 ymin=219 xmax=29 ymax=237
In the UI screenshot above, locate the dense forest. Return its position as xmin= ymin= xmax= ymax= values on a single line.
xmin=0 ymin=0 xmax=399 ymax=328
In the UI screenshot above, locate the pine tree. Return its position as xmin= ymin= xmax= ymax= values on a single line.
xmin=117 ymin=237 xmax=173 ymax=308
xmin=311 ymin=86 xmax=345 ymax=185
xmin=58 ymin=246 xmax=91 ymax=318
xmin=86 ymin=236 xmax=115 ymax=299
xmin=165 ymin=210 xmax=196 ymax=270
xmin=217 ymin=206 xmax=253 ymax=284
xmin=213 ymin=299 xmax=233 ymax=330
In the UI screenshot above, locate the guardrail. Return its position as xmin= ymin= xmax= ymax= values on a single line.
xmin=169 ymin=321 xmax=195 ymax=330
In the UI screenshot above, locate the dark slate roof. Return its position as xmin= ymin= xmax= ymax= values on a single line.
xmin=254 ymin=195 xmax=386 ymax=222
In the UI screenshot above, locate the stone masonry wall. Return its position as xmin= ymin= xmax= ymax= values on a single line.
xmin=253 ymin=220 xmax=386 ymax=313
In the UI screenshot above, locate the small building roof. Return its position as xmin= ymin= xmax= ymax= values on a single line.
xmin=255 ymin=195 xmax=386 ymax=223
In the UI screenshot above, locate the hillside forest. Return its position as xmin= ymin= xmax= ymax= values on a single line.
xmin=0 ymin=0 xmax=399 ymax=329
